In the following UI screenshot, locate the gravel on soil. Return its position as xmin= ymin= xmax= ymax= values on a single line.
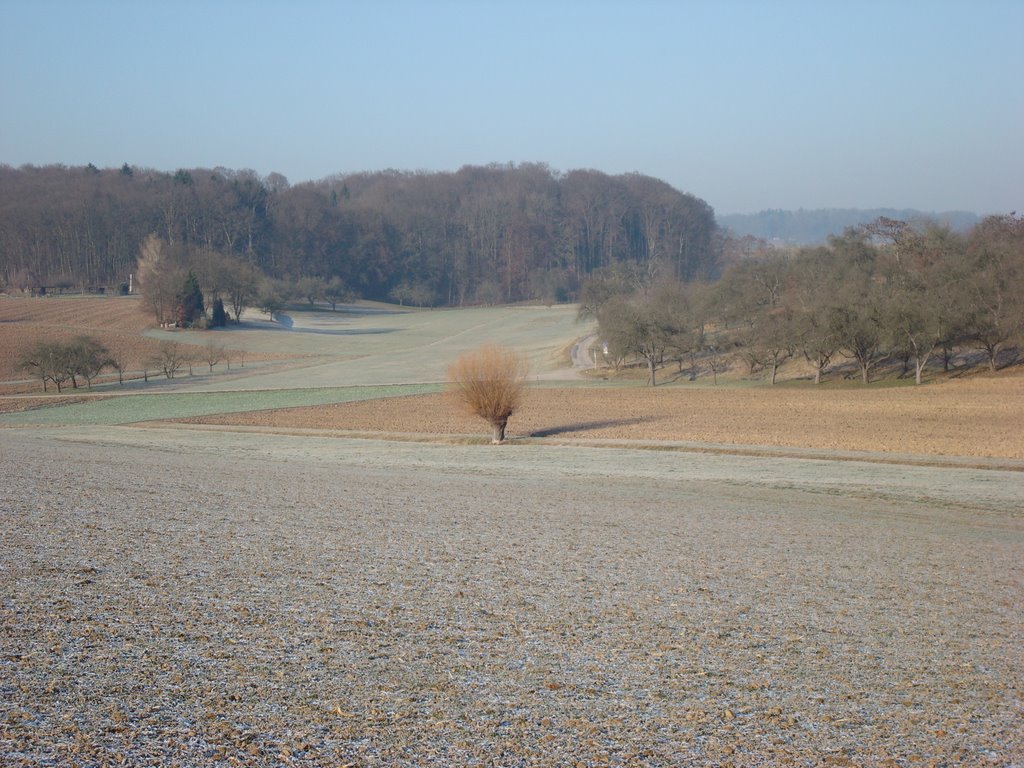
xmin=1 ymin=427 xmax=1022 ymax=766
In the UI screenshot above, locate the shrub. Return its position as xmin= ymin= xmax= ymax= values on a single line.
xmin=447 ymin=344 xmax=528 ymax=444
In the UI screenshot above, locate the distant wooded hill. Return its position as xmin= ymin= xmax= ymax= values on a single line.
xmin=0 ymin=163 xmax=718 ymax=306
xmin=719 ymin=208 xmax=981 ymax=245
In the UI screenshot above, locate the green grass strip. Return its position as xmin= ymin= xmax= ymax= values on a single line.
xmin=0 ymin=384 xmax=441 ymax=427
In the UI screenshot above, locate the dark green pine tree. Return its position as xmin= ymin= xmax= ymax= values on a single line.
xmin=210 ymin=296 xmax=228 ymax=327
xmin=176 ymin=270 xmax=206 ymax=327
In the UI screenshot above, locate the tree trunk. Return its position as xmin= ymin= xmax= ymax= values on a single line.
xmin=647 ymin=357 xmax=656 ymax=387
xmin=861 ymin=363 xmax=870 ymax=384
xmin=770 ymin=361 xmax=778 ymax=385
xmin=491 ymin=419 xmax=507 ymax=444
xmin=988 ymin=344 xmax=1001 ymax=372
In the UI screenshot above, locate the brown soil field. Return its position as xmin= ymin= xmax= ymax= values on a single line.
xmin=180 ymin=373 xmax=1024 ymax=459
xmin=0 ymin=296 xmax=171 ymax=387
xmin=0 ymin=294 xmax=153 ymax=329
xmin=0 ymin=394 xmax=103 ymax=414
xmin=0 ymin=296 xmax=284 ymax=393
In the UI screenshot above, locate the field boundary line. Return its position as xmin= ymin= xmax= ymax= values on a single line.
xmin=125 ymin=421 xmax=1024 ymax=473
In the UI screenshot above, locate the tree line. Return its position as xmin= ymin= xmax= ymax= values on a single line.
xmin=718 ymin=208 xmax=980 ymax=246
xmin=584 ymin=215 xmax=1023 ymax=386
xmin=0 ymin=162 xmax=719 ymax=306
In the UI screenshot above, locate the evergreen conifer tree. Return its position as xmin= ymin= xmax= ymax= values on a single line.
xmin=211 ymin=296 xmax=227 ymax=327
xmin=176 ymin=270 xmax=205 ymax=327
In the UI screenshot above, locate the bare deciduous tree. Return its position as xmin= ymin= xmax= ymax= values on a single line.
xmin=18 ymin=337 xmax=111 ymax=392
xmin=18 ymin=341 xmax=67 ymax=392
xmin=296 ymin=276 xmax=326 ymax=306
xmin=962 ymin=214 xmax=1024 ymax=372
xmin=107 ymin=345 xmax=130 ymax=385
xmin=203 ymin=340 xmax=226 ymax=373
xmin=137 ymin=235 xmax=184 ymax=327
xmin=67 ymin=335 xmax=110 ymax=389
xmin=150 ymin=341 xmax=187 ymax=379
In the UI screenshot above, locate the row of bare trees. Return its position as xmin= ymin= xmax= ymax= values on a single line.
xmin=17 ymin=336 xmax=240 ymax=392
xmin=16 ymin=337 xmax=116 ymax=392
xmin=0 ymin=163 xmax=719 ymax=306
xmin=586 ymin=215 xmax=1024 ymax=385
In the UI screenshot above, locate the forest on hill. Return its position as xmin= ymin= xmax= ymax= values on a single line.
xmin=719 ymin=208 xmax=981 ymax=245
xmin=0 ymin=163 xmax=718 ymax=306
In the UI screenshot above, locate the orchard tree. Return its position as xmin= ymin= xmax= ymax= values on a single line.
xmin=831 ymin=300 xmax=886 ymax=384
xmin=745 ymin=308 xmax=795 ymax=385
xmin=597 ymin=282 xmax=689 ymax=386
xmin=324 ymin=276 xmax=349 ymax=311
xmin=203 ymin=340 xmax=226 ymax=373
xmin=257 ymin=278 xmax=288 ymax=321
xmin=826 ymin=230 xmax=886 ymax=384
xmin=18 ymin=341 xmax=68 ymax=392
xmin=150 ymin=341 xmax=187 ymax=379
xmin=788 ymin=248 xmax=840 ymax=383
xmin=881 ymin=223 xmax=965 ymax=384
xmin=296 ymin=276 xmax=326 ymax=306
xmin=67 ymin=336 xmax=110 ymax=389
xmin=17 ymin=337 xmax=109 ymax=392
xmin=107 ymin=344 xmax=130 ymax=385
xmin=962 ymin=214 xmax=1024 ymax=371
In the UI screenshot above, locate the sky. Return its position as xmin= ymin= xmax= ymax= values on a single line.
xmin=1 ymin=0 xmax=1021 ymax=216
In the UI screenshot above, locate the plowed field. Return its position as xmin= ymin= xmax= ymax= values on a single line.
xmin=0 ymin=296 xmax=280 ymax=392
xmin=180 ymin=373 xmax=1024 ymax=459
xmin=0 ymin=296 xmax=173 ymax=386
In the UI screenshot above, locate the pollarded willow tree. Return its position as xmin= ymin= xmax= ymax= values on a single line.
xmin=447 ymin=344 xmax=528 ymax=444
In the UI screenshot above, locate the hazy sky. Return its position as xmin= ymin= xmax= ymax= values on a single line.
xmin=2 ymin=0 xmax=1021 ymax=215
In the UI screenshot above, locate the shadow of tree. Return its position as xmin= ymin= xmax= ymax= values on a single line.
xmin=528 ymin=417 xmax=657 ymax=438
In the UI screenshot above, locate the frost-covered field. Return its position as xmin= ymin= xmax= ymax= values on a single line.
xmin=1 ymin=427 xmax=1022 ymax=766
xmin=156 ymin=303 xmax=587 ymax=390
xmin=3 ymin=300 xmax=1023 ymax=765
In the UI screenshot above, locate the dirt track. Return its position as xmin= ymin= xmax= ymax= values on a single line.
xmin=181 ymin=374 xmax=1024 ymax=459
